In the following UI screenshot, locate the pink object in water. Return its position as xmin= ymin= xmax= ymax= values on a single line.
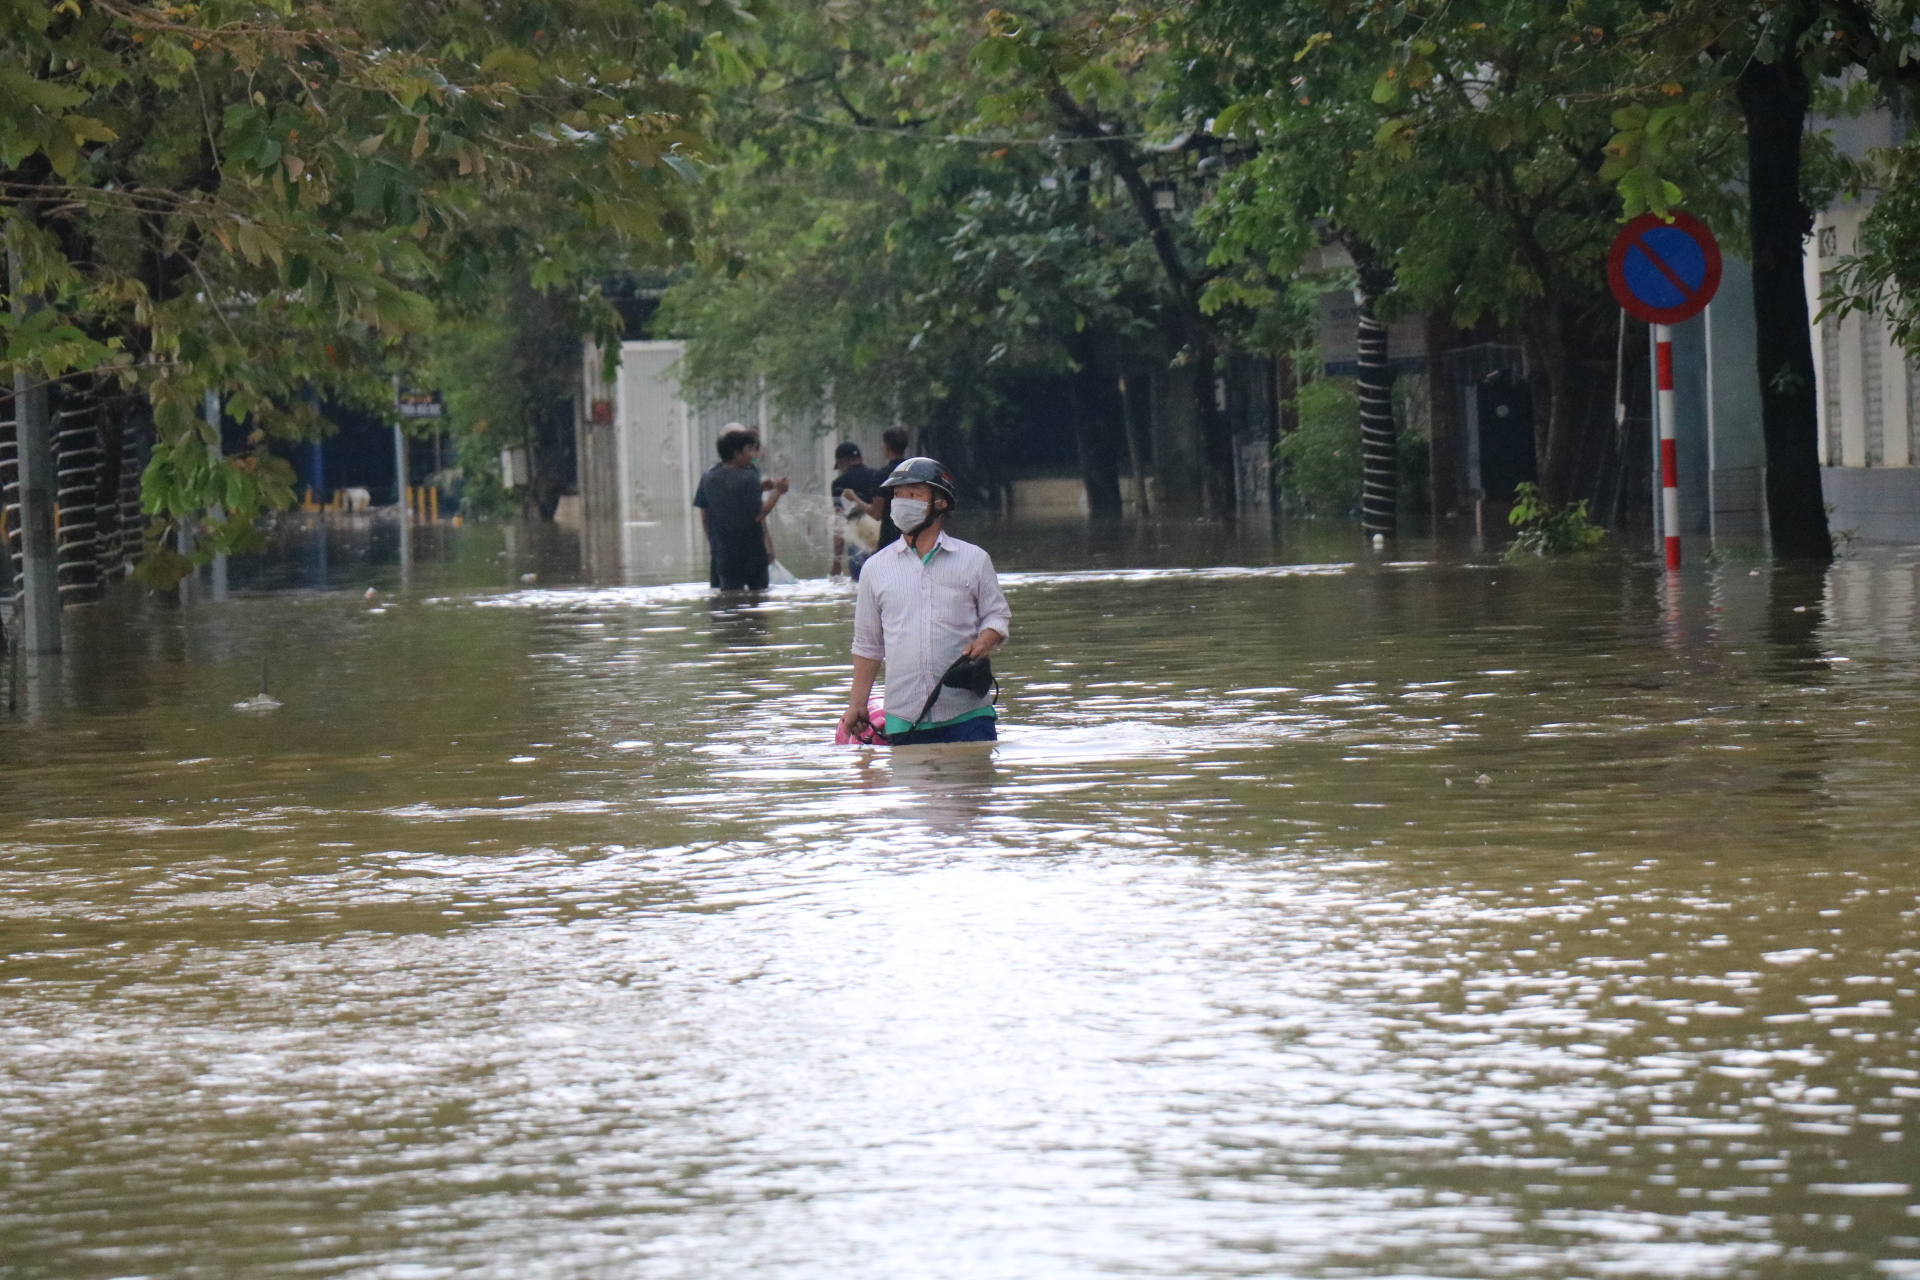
xmin=835 ymin=694 xmax=889 ymax=745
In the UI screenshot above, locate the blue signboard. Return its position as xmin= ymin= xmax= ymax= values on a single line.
xmin=1607 ymin=212 xmax=1722 ymax=325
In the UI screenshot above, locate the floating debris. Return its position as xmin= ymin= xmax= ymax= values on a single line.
xmin=234 ymin=693 xmax=282 ymax=713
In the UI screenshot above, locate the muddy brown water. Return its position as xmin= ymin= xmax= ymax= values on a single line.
xmin=2 ymin=518 xmax=1917 ymax=1279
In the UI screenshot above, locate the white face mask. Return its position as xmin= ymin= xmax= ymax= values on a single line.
xmin=890 ymin=497 xmax=931 ymax=532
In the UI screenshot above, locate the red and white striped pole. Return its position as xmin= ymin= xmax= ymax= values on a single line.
xmin=1655 ymin=323 xmax=1679 ymax=570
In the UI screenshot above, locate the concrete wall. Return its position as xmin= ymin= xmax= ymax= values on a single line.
xmin=576 ymin=340 xmax=875 ymax=579
xmin=1652 ymin=257 xmax=1781 ymax=548
xmin=1821 ymin=467 xmax=1920 ymax=544
xmin=1658 ymin=311 xmax=1713 ymax=540
xmin=1703 ymin=258 xmax=1768 ymax=539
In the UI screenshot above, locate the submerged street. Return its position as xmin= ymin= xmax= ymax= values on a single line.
xmin=2 ymin=521 xmax=1918 ymax=1278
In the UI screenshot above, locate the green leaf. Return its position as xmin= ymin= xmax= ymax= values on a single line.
xmin=1294 ymin=32 xmax=1333 ymax=62
xmin=1611 ymin=104 xmax=1649 ymax=131
xmin=972 ymin=36 xmax=1020 ymax=75
xmin=1212 ymin=101 xmax=1251 ymax=139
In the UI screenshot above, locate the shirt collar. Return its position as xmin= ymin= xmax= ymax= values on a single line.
xmin=893 ymin=528 xmax=949 ymax=557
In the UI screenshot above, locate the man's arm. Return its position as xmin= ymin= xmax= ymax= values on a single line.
xmin=842 ymin=490 xmax=885 ymax=520
xmin=842 ymin=654 xmax=882 ymax=735
xmin=964 ymin=552 xmax=1011 ymax=658
xmin=759 ymin=475 xmax=790 ymax=518
xmin=843 ymin=574 xmax=885 ymax=735
xmin=963 ymin=628 xmax=1004 ymax=659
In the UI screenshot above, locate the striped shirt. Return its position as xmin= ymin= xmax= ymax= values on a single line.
xmin=852 ymin=531 xmax=1011 ymax=728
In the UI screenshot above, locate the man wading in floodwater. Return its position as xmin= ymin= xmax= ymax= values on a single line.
xmin=842 ymin=458 xmax=1010 ymax=746
xmin=694 ymin=424 xmax=789 ymax=591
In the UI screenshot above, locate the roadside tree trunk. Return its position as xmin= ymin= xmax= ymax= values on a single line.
xmin=1526 ymin=297 xmax=1584 ymax=507
xmin=1043 ymin=87 xmax=1233 ymax=512
xmin=7 ymin=226 xmax=62 ymax=652
xmin=1344 ymin=237 xmax=1398 ymax=539
xmin=1071 ymin=339 xmax=1124 ymax=518
xmin=1737 ymin=18 xmax=1834 ymax=562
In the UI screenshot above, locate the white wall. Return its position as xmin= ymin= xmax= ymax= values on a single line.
xmin=581 ymin=340 xmax=877 ymax=577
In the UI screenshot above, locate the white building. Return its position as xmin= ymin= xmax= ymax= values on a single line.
xmin=573 ymin=339 xmax=885 ymax=581
xmin=1808 ymin=103 xmax=1920 ymax=542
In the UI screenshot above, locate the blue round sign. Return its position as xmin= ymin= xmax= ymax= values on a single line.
xmin=1607 ymin=211 xmax=1723 ymax=325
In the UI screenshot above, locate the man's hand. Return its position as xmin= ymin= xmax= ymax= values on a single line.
xmin=963 ymin=628 xmax=1005 ymax=660
xmin=773 ymin=476 xmax=790 ymax=495
xmin=840 ymin=702 xmax=874 ymax=739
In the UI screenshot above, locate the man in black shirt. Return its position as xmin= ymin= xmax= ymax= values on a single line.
xmin=843 ymin=426 xmax=913 ymax=553
xmin=693 ymin=425 xmax=789 ymax=591
xmin=829 ymin=442 xmax=885 ymax=578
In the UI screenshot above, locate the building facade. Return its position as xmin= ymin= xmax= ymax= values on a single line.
xmin=1807 ymin=102 xmax=1920 ymax=543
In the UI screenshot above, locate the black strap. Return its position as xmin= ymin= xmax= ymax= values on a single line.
xmin=905 ymin=655 xmax=998 ymax=731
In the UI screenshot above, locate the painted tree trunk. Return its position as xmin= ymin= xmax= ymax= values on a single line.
xmin=1736 ymin=28 xmax=1833 ymax=562
xmin=1355 ymin=300 xmax=1398 ymax=538
xmin=7 ymin=237 xmax=61 ymax=652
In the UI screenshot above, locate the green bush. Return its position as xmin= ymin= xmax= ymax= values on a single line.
xmin=1277 ymin=378 xmax=1362 ymax=516
xmin=1505 ymin=482 xmax=1606 ymax=558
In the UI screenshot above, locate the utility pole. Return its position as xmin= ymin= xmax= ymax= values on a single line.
xmin=206 ymin=389 xmax=228 ymax=601
xmin=392 ymin=377 xmax=410 ymax=584
xmin=8 ymin=235 xmax=61 ymax=653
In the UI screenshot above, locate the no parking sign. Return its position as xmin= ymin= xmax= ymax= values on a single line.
xmin=1607 ymin=211 xmax=1722 ymax=324
xmin=1607 ymin=211 xmax=1722 ymax=570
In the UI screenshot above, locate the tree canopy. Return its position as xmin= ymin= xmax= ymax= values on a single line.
xmin=11 ymin=0 xmax=1920 ymax=570
xmin=2 ymin=0 xmax=747 ymax=580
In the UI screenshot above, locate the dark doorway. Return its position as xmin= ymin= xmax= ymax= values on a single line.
xmin=1475 ymin=370 xmax=1537 ymax=504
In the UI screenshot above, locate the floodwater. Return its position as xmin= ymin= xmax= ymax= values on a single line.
xmin=3 ymin=516 xmax=1918 ymax=1279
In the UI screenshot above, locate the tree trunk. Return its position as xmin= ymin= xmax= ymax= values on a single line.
xmin=1117 ymin=368 xmax=1152 ymax=517
xmin=1737 ymin=19 xmax=1834 ymax=562
xmin=1190 ymin=342 xmax=1233 ymax=514
xmin=1042 ymin=87 xmax=1233 ymax=511
xmin=1528 ymin=298 xmax=1581 ymax=506
xmin=1345 ymin=238 xmax=1398 ymax=538
xmin=7 ymin=232 xmax=62 ymax=652
xmin=1071 ymin=344 xmax=1124 ymax=518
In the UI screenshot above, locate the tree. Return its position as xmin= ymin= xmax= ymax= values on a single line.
xmin=661 ymin=0 xmax=1256 ymax=514
xmin=1188 ymin=0 xmax=1742 ymax=512
xmin=1833 ymin=141 xmax=1920 ymax=351
xmin=1604 ymin=0 xmax=1920 ymax=562
xmin=422 ymin=271 xmax=599 ymax=520
xmin=2 ymin=0 xmax=741 ymax=584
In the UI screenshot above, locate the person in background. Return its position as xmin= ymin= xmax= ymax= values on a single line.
xmin=829 ymin=442 xmax=885 ymax=579
xmin=693 ymin=424 xmax=789 ymax=592
xmin=842 ymin=426 xmax=912 ymax=552
xmin=841 ymin=457 xmax=1009 ymax=746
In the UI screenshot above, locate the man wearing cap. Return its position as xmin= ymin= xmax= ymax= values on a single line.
xmin=840 ymin=425 xmax=912 ymax=553
xmin=829 ymin=442 xmax=885 ymax=579
xmin=841 ymin=457 xmax=1010 ymax=746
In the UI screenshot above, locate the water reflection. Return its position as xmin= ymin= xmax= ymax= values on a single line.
xmin=1 ymin=529 xmax=1918 ymax=1278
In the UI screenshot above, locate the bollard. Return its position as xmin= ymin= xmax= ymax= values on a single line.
xmin=429 ymin=486 xmax=440 ymax=522
xmin=1655 ymin=323 xmax=1679 ymax=571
